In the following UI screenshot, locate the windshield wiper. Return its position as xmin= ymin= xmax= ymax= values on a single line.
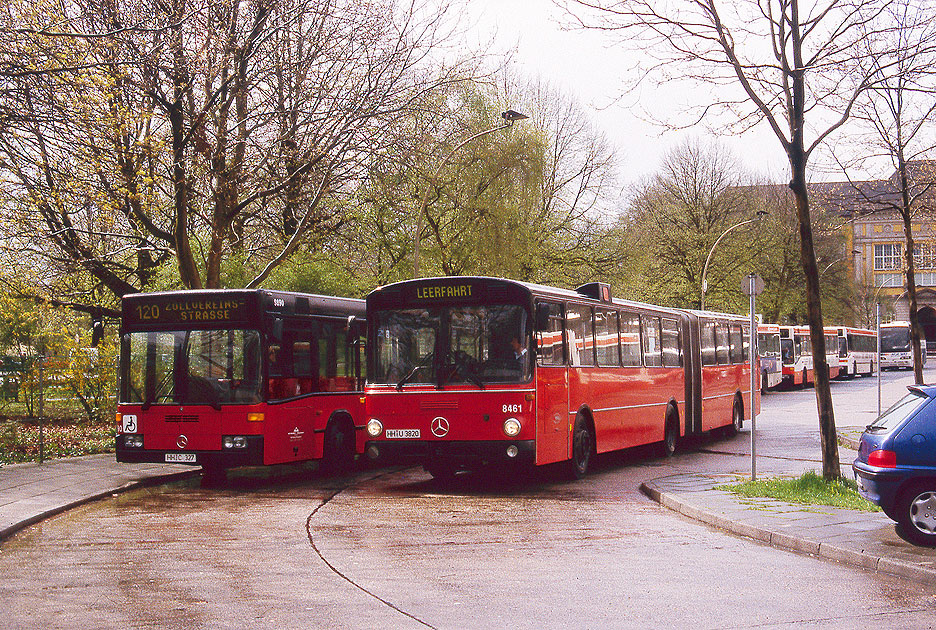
xmin=396 ymin=352 xmax=434 ymax=391
xmin=437 ymin=350 xmax=485 ymax=390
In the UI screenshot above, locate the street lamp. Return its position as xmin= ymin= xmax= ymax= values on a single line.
xmin=700 ymin=210 xmax=768 ymax=310
xmin=412 ymin=110 xmax=529 ymax=277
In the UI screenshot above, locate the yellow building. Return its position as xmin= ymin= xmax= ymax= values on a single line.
xmin=812 ymin=161 xmax=936 ymax=351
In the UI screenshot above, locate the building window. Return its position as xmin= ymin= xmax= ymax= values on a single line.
xmin=876 ymin=273 xmax=903 ymax=288
xmin=914 ymin=242 xmax=936 ymax=270
xmin=915 ymin=272 xmax=936 ymax=287
xmin=874 ymin=243 xmax=902 ymax=271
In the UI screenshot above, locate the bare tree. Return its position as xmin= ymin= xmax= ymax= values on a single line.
xmin=835 ymin=0 xmax=936 ymax=384
xmin=625 ymin=140 xmax=754 ymax=309
xmin=0 ymin=0 xmax=471 ymax=301
xmin=564 ymin=0 xmax=915 ymax=479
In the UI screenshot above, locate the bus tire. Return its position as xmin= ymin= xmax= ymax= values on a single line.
xmin=725 ymin=397 xmax=742 ymax=437
xmin=321 ymin=416 xmax=355 ymax=474
xmin=566 ymin=414 xmax=594 ymax=479
xmin=661 ymin=409 xmax=678 ymax=457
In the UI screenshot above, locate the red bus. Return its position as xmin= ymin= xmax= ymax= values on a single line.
xmin=116 ymin=290 xmax=366 ymax=481
xmin=363 ymin=277 xmax=756 ymax=479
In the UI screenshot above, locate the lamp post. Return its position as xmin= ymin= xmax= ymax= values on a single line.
xmin=412 ymin=110 xmax=529 ymax=277
xmin=700 ymin=210 xmax=768 ymax=310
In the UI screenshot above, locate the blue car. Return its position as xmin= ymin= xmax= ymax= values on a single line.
xmin=853 ymin=385 xmax=936 ymax=547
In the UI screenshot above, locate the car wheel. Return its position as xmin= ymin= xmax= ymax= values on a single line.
xmin=897 ymin=481 xmax=936 ymax=547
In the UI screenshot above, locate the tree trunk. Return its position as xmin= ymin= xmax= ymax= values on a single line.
xmin=897 ymin=157 xmax=925 ymax=385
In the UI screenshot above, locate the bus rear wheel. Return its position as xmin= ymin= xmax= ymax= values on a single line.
xmin=661 ymin=411 xmax=678 ymax=457
xmin=566 ymin=415 xmax=594 ymax=479
xmin=725 ymin=398 xmax=742 ymax=437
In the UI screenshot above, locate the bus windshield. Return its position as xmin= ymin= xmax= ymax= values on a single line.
xmin=881 ymin=327 xmax=911 ymax=352
xmin=373 ymin=304 xmax=530 ymax=387
xmin=123 ymin=329 xmax=262 ymax=406
xmin=758 ymin=333 xmax=780 ymax=358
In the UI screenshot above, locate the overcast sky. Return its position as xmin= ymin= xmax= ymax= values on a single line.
xmin=461 ymin=0 xmax=871 ymax=189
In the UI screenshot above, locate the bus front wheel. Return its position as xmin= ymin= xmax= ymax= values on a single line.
xmin=321 ymin=418 xmax=355 ymax=474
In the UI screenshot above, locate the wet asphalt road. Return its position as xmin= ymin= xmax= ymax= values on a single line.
xmin=3 ymin=369 xmax=936 ymax=629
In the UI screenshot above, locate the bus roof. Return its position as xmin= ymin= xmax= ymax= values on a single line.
xmin=367 ymin=276 xmax=747 ymax=321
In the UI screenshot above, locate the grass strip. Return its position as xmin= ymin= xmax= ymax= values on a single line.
xmin=716 ymin=471 xmax=881 ymax=512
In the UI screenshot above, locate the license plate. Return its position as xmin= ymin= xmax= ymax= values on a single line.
xmin=385 ymin=429 xmax=420 ymax=439
xmin=165 ymin=453 xmax=197 ymax=463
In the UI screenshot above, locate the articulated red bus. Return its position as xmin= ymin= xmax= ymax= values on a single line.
xmin=363 ymin=277 xmax=756 ymax=479
xmin=116 ymin=290 xmax=366 ymax=480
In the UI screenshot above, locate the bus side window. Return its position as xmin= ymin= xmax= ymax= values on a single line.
xmin=620 ymin=312 xmax=641 ymax=366
xmin=715 ymin=323 xmax=730 ymax=364
xmin=729 ymin=325 xmax=743 ymax=364
xmin=662 ymin=318 xmax=681 ymax=367
xmin=702 ymin=322 xmax=717 ymax=366
xmin=268 ymin=332 xmax=300 ymax=400
xmin=595 ymin=309 xmax=619 ymax=367
xmin=642 ymin=315 xmax=662 ymax=367
xmin=535 ymin=302 xmax=565 ymax=366
xmin=567 ymin=304 xmax=595 ymax=367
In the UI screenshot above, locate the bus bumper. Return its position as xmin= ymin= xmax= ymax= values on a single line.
xmin=365 ymin=439 xmax=535 ymax=468
xmin=115 ymin=435 xmax=264 ymax=468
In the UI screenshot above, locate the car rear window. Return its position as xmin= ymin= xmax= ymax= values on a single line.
xmin=868 ymin=390 xmax=930 ymax=432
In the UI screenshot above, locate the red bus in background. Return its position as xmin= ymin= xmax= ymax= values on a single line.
xmin=827 ymin=326 xmax=876 ymax=378
xmin=116 ymin=290 xmax=366 ymax=481
xmin=363 ymin=277 xmax=756 ymax=479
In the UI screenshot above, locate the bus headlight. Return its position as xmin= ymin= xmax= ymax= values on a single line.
xmin=366 ymin=418 xmax=383 ymax=437
xmin=124 ymin=435 xmax=144 ymax=448
xmin=223 ymin=436 xmax=248 ymax=449
xmin=503 ymin=417 xmax=521 ymax=437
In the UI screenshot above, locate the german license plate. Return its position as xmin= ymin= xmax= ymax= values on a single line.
xmin=165 ymin=453 xmax=197 ymax=463
xmin=385 ymin=429 xmax=420 ymax=439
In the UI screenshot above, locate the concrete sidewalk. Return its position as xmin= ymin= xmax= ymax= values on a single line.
xmin=0 ymin=454 xmax=198 ymax=541
xmin=642 ymin=473 xmax=936 ymax=586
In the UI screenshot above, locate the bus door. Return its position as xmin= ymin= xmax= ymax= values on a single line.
xmin=534 ymin=301 xmax=569 ymax=466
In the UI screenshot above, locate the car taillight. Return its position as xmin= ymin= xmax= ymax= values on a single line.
xmin=868 ymin=449 xmax=897 ymax=468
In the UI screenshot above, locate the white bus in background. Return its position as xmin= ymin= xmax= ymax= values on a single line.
xmin=757 ymin=324 xmax=783 ymax=391
xmin=827 ymin=326 xmax=876 ymax=378
xmin=779 ymin=325 xmax=841 ymax=387
xmin=880 ymin=321 xmax=928 ymax=370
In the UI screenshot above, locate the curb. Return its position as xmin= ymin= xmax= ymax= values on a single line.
xmin=0 ymin=468 xmax=200 ymax=542
xmin=640 ymin=480 xmax=936 ymax=586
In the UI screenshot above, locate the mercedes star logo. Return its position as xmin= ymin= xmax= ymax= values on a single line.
xmin=176 ymin=434 xmax=188 ymax=449
xmin=431 ymin=417 xmax=450 ymax=438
